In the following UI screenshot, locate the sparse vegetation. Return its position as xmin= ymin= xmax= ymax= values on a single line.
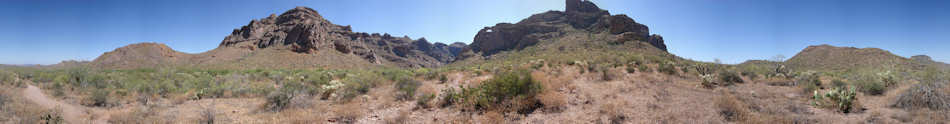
xmin=658 ymin=62 xmax=677 ymax=75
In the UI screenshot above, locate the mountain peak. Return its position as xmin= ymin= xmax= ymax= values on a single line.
xmin=275 ymin=6 xmax=326 ymax=24
xmin=566 ymin=0 xmax=605 ymax=13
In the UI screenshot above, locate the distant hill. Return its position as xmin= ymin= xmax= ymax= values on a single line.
xmin=784 ymin=44 xmax=930 ymax=72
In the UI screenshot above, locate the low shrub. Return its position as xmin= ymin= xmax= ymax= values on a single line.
xmin=717 ymin=93 xmax=749 ymax=122
xmin=394 ymin=78 xmax=421 ymax=101
xmin=477 ymin=70 xmax=542 ymax=111
xmin=416 ymin=93 xmax=436 ymax=109
xmin=439 ymin=74 xmax=449 ymax=84
xmin=657 ymin=62 xmax=677 ymax=75
xmin=797 ymin=71 xmax=822 ymax=93
xmin=85 ymin=89 xmax=112 ymax=107
xmin=855 ymin=77 xmax=887 ymax=95
xmin=741 ymin=71 xmax=758 ymax=80
xmin=625 ymin=66 xmax=636 ymax=73
xmin=637 ymin=65 xmax=651 ymax=73
xmin=718 ymin=71 xmax=744 ymax=85
xmin=264 ymin=85 xmax=298 ymax=112
xmin=442 ymin=69 xmax=543 ymax=113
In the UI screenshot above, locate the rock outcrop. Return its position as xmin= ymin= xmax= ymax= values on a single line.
xmin=468 ymin=0 xmax=667 ymax=57
xmin=219 ymin=7 xmax=466 ymax=67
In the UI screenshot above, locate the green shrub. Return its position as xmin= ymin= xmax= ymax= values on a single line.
xmin=658 ymin=63 xmax=677 ymax=75
xmin=438 ymin=74 xmax=448 ymax=84
xmin=813 ymin=86 xmax=858 ymax=113
xmin=340 ymin=72 xmax=382 ymax=100
xmin=718 ymin=71 xmax=744 ymax=85
xmin=265 ymin=85 xmax=298 ymax=112
xmin=443 ymin=69 xmax=543 ymax=112
xmin=395 ymin=78 xmax=421 ymax=101
xmin=416 ymin=93 xmax=436 ymax=109
xmin=638 ymin=65 xmax=651 ymax=73
xmin=798 ymin=71 xmax=822 ymax=92
xmin=87 ymin=89 xmax=111 ymax=107
xmin=856 ymin=77 xmax=887 ymax=95
xmin=740 ymin=71 xmax=757 ymax=80
xmin=831 ymin=79 xmax=847 ymax=89
xmin=625 ymin=65 xmax=636 ymax=73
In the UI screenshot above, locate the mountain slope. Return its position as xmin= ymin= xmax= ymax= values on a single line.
xmin=785 ymin=44 xmax=918 ymax=71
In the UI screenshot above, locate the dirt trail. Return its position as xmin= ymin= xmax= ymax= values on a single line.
xmin=22 ymin=84 xmax=107 ymax=124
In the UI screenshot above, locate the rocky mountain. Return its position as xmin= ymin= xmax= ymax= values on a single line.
xmin=464 ymin=0 xmax=667 ymax=58
xmin=91 ymin=7 xmax=467 ymax=69
xmin=218 ymin=7 xmax=465 ymax=67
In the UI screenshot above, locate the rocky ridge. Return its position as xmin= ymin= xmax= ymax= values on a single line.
xmin=219 ymin=7 xmax=466 ymax=67
xmin=466 ymin=0 xmax=667 ymax=57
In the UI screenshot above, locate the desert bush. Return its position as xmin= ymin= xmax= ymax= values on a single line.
xmin=85 ymin=89 xmax=112 ymax=107
xmin=831 ymin=79 xmax=847 ymax=88
xmin=625 ymin=66 xmax=636 ymax=73
xmin=717 ymin=93 xmax=749 ymax=122
xmin=264 ymin=85 xmax=297 ymax=112
xmin=416 ymin=93 xmax=436 ymax=109
xmin=657 ymin=62 xmax=677 ymax=75
xmin=340 ymin=72 xmax=383 ymax=100
xmin=718 ymin=71 xmax=744 ymax=85
xmin=741 ymin=71 xmax=758 ymax=80
xmin=855 ymin=77 xmax=887 ymax=95
xmin=813 ymin=86 xmax=858 ymax=113
xmin=894 ymin=82 xmax=950 ymax=110
xmin=797 ymin=71 xmax=822 ymax=93
xmin=475 ymin=69 xmax=543 ymax=111
xmin=439 ymin=74 xmax=448 ymax=84
xmin=637 ymin=64 xmax=651 ymax=73
xmin=394 ymin=78 xmax=421 ymax=101
xmin=441 ymin=69 xmax=543 ymax=113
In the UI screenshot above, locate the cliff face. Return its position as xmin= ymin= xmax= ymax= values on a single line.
xmin=467 ymin=0 xmax=667 ymax=57
xmin=219 ymin=7 xmax=466 ymax=67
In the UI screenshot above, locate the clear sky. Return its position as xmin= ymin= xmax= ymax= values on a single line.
xmin=1 ymin=0 xmax=948 ymax=65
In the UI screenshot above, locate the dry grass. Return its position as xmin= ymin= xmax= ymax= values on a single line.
xmin=480 ymin=111 xmax=505 ymax=124
xmin=537 ymin=91 xmax=566 ymax=113
xmin=600 ymin=99 xmax=627 ymax=124
xmin=385 ymin=109 xmax=411 ymax=124
xmin=334 ymin=101 xmax=364 ymax=124
xmin=716 ymin=92 xmax=750 ymax=122
xmin=0 ymin=87 xmax=52 ymax=123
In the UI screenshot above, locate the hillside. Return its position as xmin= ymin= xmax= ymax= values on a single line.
xmin=785 ymin=44 xmax=920 ymax=71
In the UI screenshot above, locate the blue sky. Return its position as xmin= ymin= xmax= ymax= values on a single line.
xmin=1 ymin=0 xmax=948 ymax=65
